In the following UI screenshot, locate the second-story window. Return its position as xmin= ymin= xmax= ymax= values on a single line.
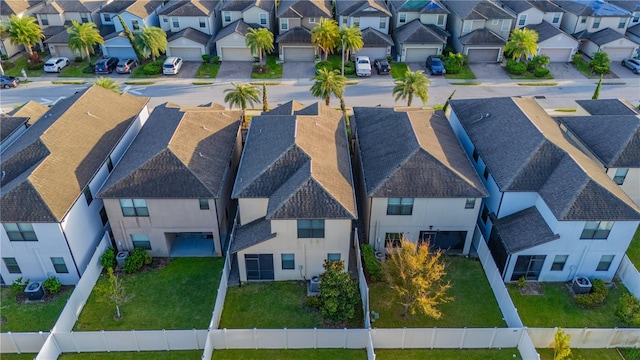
xmin=399 ymin=13 xmax=406 ymax=24
xmin=309 ymin=17 xmax=315 ymax=24
xmin=437 ymin=14 xmax=445 ymax=26
xmin=518 ymin=14 xmax=527 ymax=27
xmin=614 ymin=168 xmax=629 ymax=185
xmin=83 ymin=186 xmax=93 ymax=206
xmin=387 ymin=198 xmax=413 ymax=215
xmin=199 ymin=18 xmax=206 ymax=28
xmin=465 ymin=198 xmax=476 ymax=209
xmin=593 ymin=17 xmax=601 ymax=29
xmin=3 ymin=223 xmax=37 ymax=241
xmin=280 ymin=18 xmax=288 ymax=31
xmin=172 ymin=17 xmax=179 ymax=28
xmin=104 ymin=13 xmax=112 ymax=22
xmin=552 ymin=13 xmax=561 ymax=24
xmin=379 ymin=17 xmax=386 ymax=29
xmin=223 ymin=12 xmax=231 ymax=23
xmin=259 ymin=13 xmax=267 ymax=25
xmin=297 ymin=219 xmax=324 ymax=238
xmin=40 ymin=14 xmax=49 ymax=26
xmin=353 ymin=17 xmax=360 ymax=27
xmin=81 ymin=14 xmax=89 ymax=23
xmin=132 ymin=20 xmax=140 ymax=31
xmin=119 ymin=199 xmax=149 ymax=217
xmin=580 ymin=221 xmax=613 ymax=240
xmin=618 ymin=18 xmax=627 ymax=29
xmin=501 ymin=19 xmax=511 ymax=31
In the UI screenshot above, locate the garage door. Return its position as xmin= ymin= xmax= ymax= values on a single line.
xmin=105 ymin=46 xmax=136 ymax=59
xmin=221 ymin=47 xmax=253 ymax=61
xmin=405 ymin=47 xmax=438 ymax=62
xmin=602 ymin=47 xmax=635 ymax=61
xmin=168 ymin=47 xmax=202 ymax=62
xmin=539 ymin=48 xmax=572 ymax=62
xmin=355 ymin=47 xmax=387 ymax=61
xmin=467 ymin=48 xmax=500 ymax=62
xmin=283 ymin=47 xmax=315 ymax=61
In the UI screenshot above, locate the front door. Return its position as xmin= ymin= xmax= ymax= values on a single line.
xmin=511 ymin=255 xmax=546 ymax=281
xmin=245 ymin=254 xmax=274 ymax=280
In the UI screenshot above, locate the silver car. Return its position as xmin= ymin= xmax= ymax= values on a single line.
xmin=621 ymin=58 xmax=640 ymax=74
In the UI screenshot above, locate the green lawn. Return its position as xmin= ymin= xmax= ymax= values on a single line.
xmin=75 ymin=257 xmax=224 ymax=330
xmin=537 ymin=348 xmax=625 ymax=360
xmin=58 ymin=56 xmax=100 ymax=78
xmin=572 ymin=57 xmax=606 ymax=79
xmin=376 ymin=349 xmax=521 ymax=360
xmin=195 ymin=62 xmax=221 ymax=78
xmin=220 ymin=281 xmax=363 ymax=328
xmin=0 ymin=354 xmax=40 ymax=360
xmin=391 ymin=62 xmax=409 ymax=79
xmin=505 ymin=68 xmax=554 ymax=80
xmin=369 ymin=256 xmax=505 ymax=328
xmin=212 ymin=349 xmax=367 ymax=359
xmin=508 ymin=282 xmax=629 ymax=328
xmin=2 ymin=53 xmax=45 ymax=77
xmin=627 ymin=225 xmax=640 ymax=269
xmin=251 ymin=56 xmax=283 ymax=79
xmin=0 ymin=285 xmax=73 ymax=332
xmin=59 ymin=350 xmax=202 ymax=359
xmin=444 ymin=65 xmax=476 ymax=79
xmin=317 ymin=55 xmax=358 ymax=78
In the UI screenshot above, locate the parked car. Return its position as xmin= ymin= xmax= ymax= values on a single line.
xmin=374 ymin=59 xmax=390 ymax=75
xmin=0 ymin=77 xmax=19 ymax=89
xmin=356 ymin=56 xmax=372 ymax=77
xmin=43 ymin=57 xmax=70 ymax=73
xmin=162 ymin=57 xmax=183 ymax=75
xmin=1 ymin=75 xmax=20 ymax=84
xmin=116 ymin=58 xmax=138 ymax=74
xmin=94 ymin=57 xmax=119 ymax=74
xmin=621 ymin=58 xmax=640 ymax=74
xmin=426 ymin=55 xmax=445 ymax=75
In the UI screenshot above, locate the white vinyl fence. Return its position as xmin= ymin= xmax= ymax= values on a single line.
xmin=209 ymin=328 xmax=369 ymax=349
xmin=371 ymin=327 xmax=524 ymax=349
xmin=354 ymin=230 xmax=371 ymax=330
xmin=52 ymin=329 xmax=207 ymax=353
xmin=0 ymin=332 xmax=49 ymax=354
xmin=527 ymin=327 xmax=640 ymax=349
xmin=617 ymin=255 xmax=640 ymax=298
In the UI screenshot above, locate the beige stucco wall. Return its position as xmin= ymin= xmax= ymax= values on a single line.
xmin=237 ymin=198 xmax=269 ymax=225
xmin=419 ymin=13 xmax=447 ymax=28
xmin=244 ymin=6 xmax=270 ymax=30
xmin=608 ymin=168 xmax=640 ymax=207
xmin=222 ymin=10 xmax=243 ymax=27
xmin=280 ymin=18 xmax=302 ymax=33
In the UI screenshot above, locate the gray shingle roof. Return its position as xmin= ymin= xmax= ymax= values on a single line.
xmin=1 ymin=116 xmax=28 ymax=144
xmin=219 ymin=0 xmax=274 ymax=12
xmin=493 ymin=206 xmax=560 ymax=253
xmin=214 ymin=19 xmax=253 ymax=41
xmin=230 ymin=217 xmax=276 ymax=253
xmin=353 ymin=107 xmax=487 ymax=199
xmin=276 ymin=25 xmax=312 ymax=43
xmin=555 ymin=114 xmax=640 ymax=167
xmin=361 ymin=27 xmax=394 ymax=47
xmin=389 ymin=0 xmax=449 ymax=14
xmin=443 ymin=0 xmax=515 ymax=20
xmin=232 ymin=102 xmax=356 ymax=219
xmin=628 ymin=23 xmax=640 ymax=37
xmin=336 ymin=0 xmax=391 ymax=17
xmin=1 ymin=0 xmax=43 ymax=16
xmin=576 ymin=99 xmax=640 ymax=116
xmin=459 ymin=28 xmax=506 ymax=44
xmin=100 ymin=0 xmax=164 ymax=18
xmin=528 ymin=0 xmax=564 ymax=13
xmin=553 ymin=0 xmax=630 ymax=16
xmin=277 ymin=0 xmax=331 ymax=18
xmin=43 ymin=27 xmax=69 ymax=44
xmin=1 ymin=85 xmax=149 ymax=222
xmin=395 ymin=19 xmax=448 ymax=44
xmin=525 ymin=21 xmax=574 ymax=42
xmin=610 ymin=1 xmax=640 ymax=12
xmin=167 ymin=27 xmax=211 ymax=45
xmin=501 ymin=1 xmax=534 ymax=14
xmin=157 ymin=0 xmax=218 ymax=16
xmin=574 ymin=27 xmax=627 ymax=45
xmin=99 ymin=103 xmax=241 ymax=199
xmin=449 ymin=96 xmax=640 ymax=221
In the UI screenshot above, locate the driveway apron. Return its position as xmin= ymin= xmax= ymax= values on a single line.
xmin=217 ymin=61 xmax=254 ymax=80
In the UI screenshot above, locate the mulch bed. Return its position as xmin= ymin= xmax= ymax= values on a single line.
xmin=12 ymin=285 xmax=73 ymax=304
xmin=519 ymin=282 xmax=544 ymax=296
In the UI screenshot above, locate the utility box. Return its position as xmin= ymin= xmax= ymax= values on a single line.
xmin=24 ymin=281 xmax=45 ymax=300
xmin=116 ymin=251 xmax=129 ymax=267
xmin=572 ymin=276 xmax=592 ymax=294
xmin=310 ymin=276 xmax=321 ymax=293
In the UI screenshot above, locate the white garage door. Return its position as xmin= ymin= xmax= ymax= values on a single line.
xmin=355 ymin=47 xmax=387 ymax=61
xmin=221 ymin=47 xmax=253 ymax=61
xmin=168 ymin=47 xmax=202 ymax=62
xmin=602 ymin=47 xmax=635 ymax=61
xmin=539 ymin=48 xmax=572 ymax=62
xmin=105 ymin=46 xmax=136 ymax=59
xmin=405 ymin=47 xmax=438 ymax=62
xmin=283 ymin=47 xmax=315 ymax=61
xmin=467 ymin=48 xmax=500 ymax=62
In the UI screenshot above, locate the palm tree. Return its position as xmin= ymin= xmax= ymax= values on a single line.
xmin=94 ymin=77 xmax=120 ymax=93
xmin=67 ymin=20 xmax=104 ymax=65
xmin=392 ymin=69 xmax=430 ymax=107
xmin=310 ymin=67 xmax=347 ymax=107
xmin=245 ymin=27 xmax=274 ymax=67
xmin=224 ymin=82 xmax=260 ymax=128
xmin=311 ymin=18 xmax=339 ymax=61
xmin=262 ymin=82 xmax=268 ymax=112
xmin=135 ymin=26 xmax=167 ymax=62
xmin=505 ymin=28 xmax=538 ymax=62
xmin=7 ymin=15 xmax=43 ymax=56
xmin=339 ymin=25 xmax=363 ymax=63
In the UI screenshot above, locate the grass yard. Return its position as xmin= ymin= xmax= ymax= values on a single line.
xmin=375 ymin=349 xmax=521 ymax=359
xmin=508 ymin=282 xmax=630 ymax=328
xmin=2 ymin=53 xmax=45 ymax=77
xmin=627 ymin=225 xmax=640 ymax=269
xmin=58 ymin=56 xmax=100 ymax=78
xmin=391 ymin=62 xmax=409 ymax=79
xmin=444 ymin=65 xmax=476 ymax=79
xmin=196 ymin=62 xmax=221 ymax=78
xmin=317 ymin=55 xmax=358 ymax=78
xmin=220 ymin=281 xmax=363 ymax=329
xmin=537 ymin=348 xmax=626 ymax=360
xmin=369 ymin=256 xmax=505 ymax=328
xmin=0 ymin=285 xmax=73 ymax=332
xmin=75 ymin=257 xmax=224 ymax=330
xmin=0 ymin=354 xmax=40 ymax=360
xmin=212 ymin=349 xmax=367 ymax=359
xmin=251 ymin=56 xmax=283 ymax=79
xmin=59 ymin=350 xmax=202 ymax=359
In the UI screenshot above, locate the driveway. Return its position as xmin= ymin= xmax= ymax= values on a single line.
xmin=547 ymin=63 xmax=586 ymax=80
xmin=469 ymin=63 xmax=511 ymax=80
xmin=217 ymin=61 xmax=254 ymax=80
xmin=173 ymin=61 xmax=199 ymax=79
xmin=283 ymin=61 xmax=316 ymax=80
xmin=610 ymin=60 xmax=639 ymax=79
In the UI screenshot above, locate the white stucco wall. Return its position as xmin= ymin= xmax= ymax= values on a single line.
xmin=221 ymin=10 xmax=242 ymax=27
xmin=420 ymin=13 xmax=447 ymax=28
xmin=244 ymin=7 xmax=270 ymax=30
xmin=515 ymin=8 xmax=544 ymax=28
xmin=161 ymin=15 xmax=214 ymax=35
xmin=542 ymin=12 xmax=563 ymax=27
xmin=608 ymin=167 xmax=640 ymax=207
xmin=237 ymin=198 xmax=269 ymax=225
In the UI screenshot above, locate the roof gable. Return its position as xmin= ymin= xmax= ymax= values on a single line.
xmin=336 ymin=0 xmax=391 ymax=17
xmin=459 ymin=28 xmax=507 ymax=45
xmin=277 ymin=0 xmax=331 ymax=18
xmin=390 ymin=0 xmax=449 ymax=14
xmin=395 ymin=19 xmax=448 ymax=43
xmin=444 ymin=0 xmax=515 ymax=20
xmin=158 ymin=0 xmax=218 ymax=16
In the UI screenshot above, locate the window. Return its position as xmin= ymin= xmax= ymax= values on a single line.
xmin=551 ymin=255 xmax=568 ymax=271
xmin=50 ymin=257 xmax=69 ymax=274
xmin=481 ymin=205 xmax=489 ymax=224
xmin=618 ymin=18 xmax=626 ymax=29
xmin=634 ymin=13 xmax=640 ymax=23
xmin=172 ymin=17 xmax=179 ymax=28
xmin=327 ymin=253 xmax=341 ymax=261
xmin=297 ymin=219 xmax=325 ymax=238
xmin=399 ymin=13 xmax=406 ymax=24
xmin=132 ymin=20 xmax=140 ymax=31
xmin=223 ymin=12 xmax=231 ymax=23
xmin=280 ymin=18 xmax=288 ymax=31
xmin=259 ymin=13 xmax=267 ymax=25
xmin=99 ymin=207 xmax=108 ymax=226
xmin=580 ymin=221 xmax=614 ymax=239
xmin=614 ymin=168 xmax=629 ymax=185
xmin=119 ymin=199 xmax=149 ymax=217
xmin=463 ymin=21 xmax=472 ymax=32
xmin=130 ymin=233 xmax=151 ymax=250
xmin=472 ymin=148 xmax=479 ymax=162
xmin=596 ymin=255 xmax=614 ymax=271
xmin=418 ymin=231 xmax=435 ymax=246
xmin=104 ymin=13 xmax=112 ymax=22
xmin=353 ymin=17 xmax=360 ymax=27
xmin=592 ymin=17 xmax=601 ymax=29
xmin=81 ymin=14 xmax=89 ymax=23
xmin=199 ymin=199 xmax=210 ymax=210
xmin=3 ymin=258 xmax=20 ymax=274
xmin=518 ymin=14 xmax=527 ymax=27
xmin=492 ymin=19 xmax=499 ymax=25
xmin=40 ymin=14 xmax=48 ymax=26
xmin=465 ymin=198 xmax=476 ymax=209
xmin=106 ymin=157 xmax=114 ymax=172
xmin=385 ymin=233 xmax=402 ymax=248
xmin=437 ymin=14 xmax=445 ymax=26
xmin=163 ymin=17 xmax=168 ymax=22
xmin=379 ymin=17 xmax=386 ymax=29
xmin=3 ymin=223 xmax=37 ymax=241
xmin=501 ymin=19 xmax=511 ymax=31
xmin=483 ymin=167 xmax=489 ymax=180
xmin=552 ymin=13 xmax=560 ymax=24
xmin=281 ymin=253 xmax=295 ymax=269
xmin=386 ymin=197 xmax=414 ymax=215
xmin=198 ymin=17 xmax=206 ymax=28
xmin=580 ymin=16 xmax=587 ymax=24
xmin=309 ymin=17 xmax=315 ymax=24
xmin=83 ymin=186 xmax=93 ymax=206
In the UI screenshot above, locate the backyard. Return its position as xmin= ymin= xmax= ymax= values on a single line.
xmin=212 ymin=349 xmax=366 ymax=359
xmin=58 ymin=350 xmax=202 ymax=359
xmin=376 ymin=349 xmax=520 ymax=359
xmin=537 ymin=348 xmax=635 ymax=360
xmin=368 ymin=256 xmax=505 ymax=328
xmin=75 ymin=257 xmax=224 ymax=330
xmin=0 ymin=285 xmax=73 ymax=332
xmin=627 ymin=225 xmax=640 ymax=269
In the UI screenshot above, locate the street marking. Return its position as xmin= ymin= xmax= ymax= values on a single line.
xmin=122 ymin=86 xmax=146 ymax=96
xmin=40 ymin=97 xmax=65 ymax=106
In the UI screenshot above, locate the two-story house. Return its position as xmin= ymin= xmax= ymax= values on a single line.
xmin=611 ymin=0 xmax=640 ymax=56
xmin=448 ymin=97 xmax=640 ymax=283
xmin=351 ymin=107 xmax=487 ymax=255
xmin=553 ymin=0 xmax=638 ymax=60
xmin=1 ymin=0 xmax=46 ymax=57
xmin=214 ymin=0 xmax=276 ymax=61
xmin=335 ymin=0 xmax=394 ymax=60
xmin=99 ymin=0 xmax=165 ymax=59
xmin=276 ymin=0 xmax=331 ymax=61
xmin=501 ymin=0 xmax=563 ymax=28
xmin=0 ymin=85 xmax=150 ymax=285
xmin=524 ymin=21 xmax=579 ymax=61
xmin=230 ymin=101 xmax=357 ymax=282
xmin=98 ymin=103 xmax=242 ymax=257
xmin=442 ymin=0 xmax=515 ymax=62
xmin=388 ymin=0 xmax=450 ymax=62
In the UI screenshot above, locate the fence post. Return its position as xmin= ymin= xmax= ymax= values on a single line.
xmin=314 ymin=328 xmax=318 ymax=349
xmin=8 ymin=332 xmax=20 ymax=354
xmin=164 ymin=329 xmax=170 ymax=351
xmin=344 ymin=328 xmax=348 ymax=349
xmin=401 ymin=328 xmax=406 ymax=349
xmin=607 ymin=328 xmax=617 ymax=348
xmin=430 ymin=327 xmax=436 ymax=349
xmin=284 ymin=328 xmax=288 ymax=350
xmin=459 ymin=328 xmax=467 ymax=349
xmin=102 ymin=330 xmax=109 ymax=352
xmin=489 ymin=327 xmax=497 ymax=348
xmin=253 ymin=328 xmax=258 ymax=349
xmin=194 ymin=329 xmax=200 ymax=349
xmin=72 ymin=331 xmax=80 ymax=352
xmin=133 ymin=330 xmax=140 ymax=352
xmin=223 ymin=328 xmax=228 ymax=350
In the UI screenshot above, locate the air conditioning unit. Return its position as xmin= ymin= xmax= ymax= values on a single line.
xmin=24 ymin=281 xmax=45 ymax=300
xmin=116 ymin=251 xmax=129 ymax=267
xmin=310 ymin=276 xmax=321 ymax=293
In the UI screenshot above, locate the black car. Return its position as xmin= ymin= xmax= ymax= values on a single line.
xmin=374 ymin=59 xmax=390 ymax=75
xmin=94 ymin=57 xmax=119 ymax=74
xmin=116 ymin=58 xmax=138 ymax=74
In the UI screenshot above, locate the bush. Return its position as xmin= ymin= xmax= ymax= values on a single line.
xmin=386 ymin=55 xmax=393 ymax=62
xmin=100 ymin=247 xmax=117 ymax=270
xmin=444 ymin=58 xmax=461 ymax=74
xmin=201 ymin=54 xmax=210 ymax=63
xmin=43 ymin=276 xmax=62 ymax=295
xmin=572 ymin=53 xmax=583 ymax=65
xmin=142 ymin=63 xmax=161 ymax=75
xmin=616 ymin=292 xmax=640 ymax=327
xmin=534 ymin=67 xmax=550 ymax=78
xmin=74 ymin=56 xmax=83 ymax=63
xmin=28 ymin=61 xmax=43 ymax=70
xmin=344 ymin=61 xmax=355 ymax=75
xmin=361 ymin=244 xmax=383 ymax=282
xmin=1 ymin=54 xmax=9 ymax=60
xmin=123 ymin=247 xmax=152 ymax=274
xmin=319 ymin=259 xmax=359 ymax=322
xmin=506 ymin=59 xmax=527 ymax=75
xmin=10 ymin=277 xmax=29 ymax=294
xmin=575 ymin=279 xmax=608 ymax=309
xmin=304 ymin=295 xmax=322 ymax=310
xmin=213 ymin=56 xmax=220 ymax=64
xmin=516 ymin=276 xmax=527 ymax=289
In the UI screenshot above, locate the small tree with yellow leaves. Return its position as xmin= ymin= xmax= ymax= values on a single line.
xmin=551 ymin=327 xmax=571 ymax=360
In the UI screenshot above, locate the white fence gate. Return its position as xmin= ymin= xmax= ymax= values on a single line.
xmin=617 ymin=255 xmax=640 ymax=298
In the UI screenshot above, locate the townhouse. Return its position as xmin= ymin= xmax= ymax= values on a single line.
xmin=1 ymin=0 xmax=46 ymax=57
xmin=215 ymin=0 xmax=276 ymax=61
xmin=276 ymin=0 xmax=331 ymax=61
xmin=335 ymin=0 xmax=394 ymax=60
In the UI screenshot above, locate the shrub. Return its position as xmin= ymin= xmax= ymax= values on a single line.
xmin=386 ymin=55 xmax=393 ymax=62
xmin=444 ymin=58 xmax=461 ymax=74
xmin=572 ymin=53 xmax=583 ymax=65
xmin=28 ymin=61 xmax=44 ymax=70
xmin=319 ymin=259 xmax=359 ymax=322
xmin=616 ymin=292 xmax=640 ymax=327
xmin=43 ymin=276 xmax=62 ymax=295
xmin=2 ymin=61 xmax=14 ymax=70
xmin=201 ymin=54 xmax=210 ymax=63
xmin=575 ymin=279 xmax=608 ymax=309
xmin=528 ymin=55 xmax=550 ymax=70
xmin=361 ymin=244 xmax=383 ymax=282
xmin=344 ymin=61 xmax=355 ymax=75
xmin=516 ymin=276 xmax=527 ymax=289
xmin=534 ymin=67 xmax=550 ymax=78
xmin=213 ymin=56 xmax=221 ymax=64
xmin=74 ymin=56 xmax=83 ymax=63
xmin=142 ymin=63 xmax=161 ymax=75
xmin=506 ymin=59 xmax=527 ymax=75
xmin=1 ymin=54 xmax=9 ymax=60
xmin=10 ymin=277 xmax=29 ymax=294
xmin=100 ymin=247 xmax=117 ymax=270
xmin=304 ymin=295 xmax=322 ymax=310
xmin=123 ymin=247 xmax=152 ymax=274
